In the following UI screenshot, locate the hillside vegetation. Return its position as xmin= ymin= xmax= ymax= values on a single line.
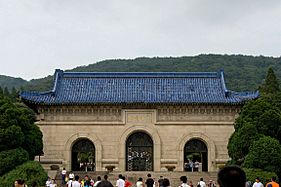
xmin=1 ymin=54 xmax=281 ymax=92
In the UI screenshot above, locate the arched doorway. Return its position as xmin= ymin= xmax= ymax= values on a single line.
xmin=126 ymin=132 xmax=153 ymax=171
xmin=184 ymin=139 xmax=208 ymax=172
xmin=71 ymin=139 xmax=95 ymax=171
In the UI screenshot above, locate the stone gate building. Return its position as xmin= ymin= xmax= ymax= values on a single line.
xmin=21 ymin=69 xmax=258 ymax=172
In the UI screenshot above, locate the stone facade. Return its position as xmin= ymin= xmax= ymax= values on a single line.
xmin=36 ymin=104 xmax=240 ymax=172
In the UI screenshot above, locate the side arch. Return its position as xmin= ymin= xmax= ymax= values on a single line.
xmin=119 ymin=126 xmax=161 ymax=171
xmin=64 ymin=132 xmax=102 ymax=171
xmin=177 ymin=132 xmax=216 ymax=172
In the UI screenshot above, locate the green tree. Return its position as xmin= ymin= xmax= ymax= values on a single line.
xmin=3 ymin=87 xmax=9 ymax=97
xmin=234 ymin=98 xmax=277 ymax=130
xmin=0 ymin=87 xmax=3 ymax=97
xmin=2 ymin=125 xmax=24 ymax=150
xmin=0 ymin=148 xmax=29 ymax=176
xmin=243 ymin=136 xmax=281 ymax=175
xmin=0 ymin=98 xmax=43 ymax=159
xmin=260 ymin=67 xmax=280 ymax=97
xmin=228 ymin=123 xmax=260 ymax=164
xmin=10 ymin=87 xmax=18 ymax=102
xmin=234 ymin=98 xmax=281 ymax=143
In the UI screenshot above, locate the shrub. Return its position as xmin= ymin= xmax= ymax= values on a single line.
xmin=243 ymin=136 xmax=281 ymax=175
xmin=0 ymin=148 xmax=29 ymax=176
xmin=228 ymin=123 xmax=260 ymax=163
xmin=243 ymin=168 xmax=277 ymax=185
xmin=0 ymin=161 xmax=48 ymax=187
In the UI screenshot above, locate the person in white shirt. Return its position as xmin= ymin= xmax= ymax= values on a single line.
xmin=136 ymin=178 xmax=144 ymax=187
xmin=94 ymin=176 xmax=102 ymax=187
xmin=68 ymin=175 xmax=82 ymax=187
xmin=198 ymin=178 xmax=206 ymax=187
xmin=252 ymin=177 xmax=264 ymax=187
xmin=46 ymin=177 xmax=51 ymax=187
xmin=69 ymin=171 xmax=74 ymax=181
xmin=116 ymin=174 xmax=125 ymax=187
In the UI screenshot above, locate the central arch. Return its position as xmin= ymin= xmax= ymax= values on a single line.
xmin=71 ymin=138 xmax=95 ymax=171
xmin=126 ymin=132 xmax=153 ymax=171
xmin=184 ymin=139 xmax=208 ymax=172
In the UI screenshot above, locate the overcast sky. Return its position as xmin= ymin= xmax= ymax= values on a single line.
xmin=1 ymin=0 xmax=281 ymax=80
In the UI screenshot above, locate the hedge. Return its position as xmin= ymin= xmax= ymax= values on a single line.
xmin=0 ymin=161 xmax=48 ymax=187
xmin=0 ymin=148 xmax=29 ymax=176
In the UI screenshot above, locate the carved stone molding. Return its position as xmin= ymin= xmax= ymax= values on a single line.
xmin=157 ymin=105 xmax=240 ymax=122
xmin=38 ymin=106 xmax=122 ymax=122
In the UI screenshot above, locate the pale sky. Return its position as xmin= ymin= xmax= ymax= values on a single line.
xmin=1 ymin=0 xmax=281 ymax=80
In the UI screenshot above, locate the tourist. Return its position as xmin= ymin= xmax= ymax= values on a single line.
xmin=97 ymin=181 xmax=114 ymax=187
xmin=217 ymin=166 xmax=246 ymax=187
xmin=253 ymin=177 xmax=264 ymax=187
xmin=91 ymin=177 xmax=95 ymax=186
xmin=189 ymin=180 xmax=194 ymax=187
xmin=197 ymin=178 xmax=206 ymax=187
xmin=194 ymin=160 xmax=199 ymax=172
xmin=246 ymin=180 xmax=252 ymax=187
xmin=67 ymin=175 xmax=82 ymax=187
xmin=207 ymin=180 xmax=216 ymax=187
xmin=116 ymin=174 xmax=125 ymax=187
xmin=146 ymin=174 xmax=154 ymax=187
xmin=158 ymin=176 xmax=164 ymax=187
xmin=14 ymin=179 xmax=27 ymax=187
xmin=94 ymin=176 xmax=102 ymax=187
xmin=266 ymin=177 xmax=279 ymax=187
xmin=136 ymin=178 xmax=144 ymax=187
xmin=179 ymin=176 xmax=190 ymax=187
xmin=190 ymin=161 xmax=194 ymax=172
xmin=104 ymin=175 xmax=109 ymax=181
xmin=61 ymin=167 xmax=67 ymax=185
xmin=46 ymin=177 xmax=52 ymax=187
xmin=162 ymin=178 xmax=170 ymax=187
xmin=84 ymin=175 xmax=92 ymax=187
xmin=123 ymin=176 xmax=133 ymax=187
xmin=69 ymin=171 xmax=75 ymax=181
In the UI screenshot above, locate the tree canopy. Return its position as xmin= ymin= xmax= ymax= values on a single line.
xmin=227 ymin=68 xmax=281 ymax=178
xmin=0 ymin=96 xmax=43 ymax=176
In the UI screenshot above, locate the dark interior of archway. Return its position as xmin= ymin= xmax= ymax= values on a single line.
xmin=71 ymin=139 xmax=95 ymax=171
xmin=126 ymin=132 xmax=153 ymax=171
xmin=184 ymin=139 xmax=208 ymax=172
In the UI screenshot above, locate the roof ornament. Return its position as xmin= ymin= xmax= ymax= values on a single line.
xmin=219 ymin=69 xmax=229 ymax=97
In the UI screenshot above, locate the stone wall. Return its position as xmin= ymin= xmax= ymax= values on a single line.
xmin=36 ymin=105 xmax=239 ymax=172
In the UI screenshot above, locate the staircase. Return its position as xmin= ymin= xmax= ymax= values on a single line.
xmin=54 ymin=171 xmax=217 ymax=187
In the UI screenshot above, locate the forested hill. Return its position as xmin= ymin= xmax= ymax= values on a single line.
xmin=1 ymin=54 xmax=281 ymax=92
xmin=0 ymin=75 xmax=27 ymax=90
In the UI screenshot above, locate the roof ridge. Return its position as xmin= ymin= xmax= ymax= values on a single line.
xmin=61 ymin=71 xmax=220 ymax=78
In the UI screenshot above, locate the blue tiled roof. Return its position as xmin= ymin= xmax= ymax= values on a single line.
xmin=20 ymin=69 xmax=259 ymax=105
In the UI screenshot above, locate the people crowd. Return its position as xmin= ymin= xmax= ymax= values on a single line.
xmin=13 ymin=166 xmax=280 ymax=187
xmin=184 ymin=160 xmax=200 ymax=172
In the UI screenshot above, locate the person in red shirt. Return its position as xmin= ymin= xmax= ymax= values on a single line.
xmin=122 ymin=176 xmax=132 ymax=187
